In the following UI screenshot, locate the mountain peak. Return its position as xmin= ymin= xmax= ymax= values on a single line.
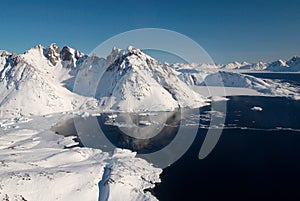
xmin=288 ymin=56 xmax=300 ymax=63
xmin=106 ymin=47 xmax=125 ymax=64
xmin=127 ymin=46 xmax=142 ymax=55
xmin=0 ymin=50 xmax=11 ymax=57
xmin=286 ymin=56 xmax=300 ymax=68
xmin=106 ymin=46 xmax=158 ymax=73
xmin=44 ymin=43 xmax=60 ymax=66
xmin=97 ymin=46 xmax=206 ymax=112
xmin=37 ymin=44 xmax=85 ymax=68
xmin=23 ymin=44 xmax=44 ymax=55
xmin=106 ymin=46 xmax=146 ymax=65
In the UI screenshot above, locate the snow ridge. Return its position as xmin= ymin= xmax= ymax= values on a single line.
xmin=0 ymin=44 xmax=208 ymax=117
xmin=95 ymin=46 xmax=207 ymax=112
xmin=0 ymin=44 xmax=93 ymax=117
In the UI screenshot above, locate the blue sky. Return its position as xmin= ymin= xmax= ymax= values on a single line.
xmin=1 ymin=0 xmax=299 ymax=63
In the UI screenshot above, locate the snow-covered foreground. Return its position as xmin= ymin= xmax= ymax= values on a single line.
xmin=0 ymin=114 xmax=161 ymax=201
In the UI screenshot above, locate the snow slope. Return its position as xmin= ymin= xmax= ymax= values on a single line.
xmin=177 ymin=69 xmax=300 ymax=99
xmin=203 ymin=71 xmax=300 ymax=97
xmin=0 ymin=114 xmax=161 ymax=201
xmin=0 ymin=44 xmax=97 ymax=117
xmin=265 ymin=56 xmax=300 ymax=72
xmin=80 ymin=46 xmax=208 ymax=112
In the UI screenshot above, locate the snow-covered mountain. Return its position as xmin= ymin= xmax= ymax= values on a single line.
xmin=94 ymin=46 xmax=207 ymax=112
xmin=173 ymin=56 xmax=300 ymax=72
xmin=0 ymin=44 xmax=96 ymax=117
xmin=265 ymin=56 xmax=300 ymax=72
xmin=265 ymin=59 xmax=288 ymax=71
xmin=177 ymin=69 xmax=300 ymax=99
xmin=221 ymin=61 xmax=251 ymax=70
xmin=242 ymin=61 xmax=267 ymax=71
xmin=237 ymin=56 xmax=300 ymax=72
xmin=0 ymin=44 xmax=208 ymax=117
xmin=1 ymin=43 xmax=299 ymax=117
xmin=244 ymin=57 xmax=300 ymax=72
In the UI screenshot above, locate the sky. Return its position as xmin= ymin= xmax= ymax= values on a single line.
xmin=0 ymin=0 xmax=299 ymax=64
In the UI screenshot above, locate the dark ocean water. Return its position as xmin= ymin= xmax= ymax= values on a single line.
xmin=151 ymin=73 xmax=300 ymax=201
xmin=151 ymin=96 xmax=300 ymax=201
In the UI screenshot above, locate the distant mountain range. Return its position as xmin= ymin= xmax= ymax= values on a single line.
xmin=171 ymin=56 xmax=300 ymax=72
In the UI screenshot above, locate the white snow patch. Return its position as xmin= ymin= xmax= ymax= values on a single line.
xmin=251 ymin=106 xmax=263 ymax=111
xmin=210 ymin=96 xmax=230 ymax=102
xmin=107 ymin=114 xmax=118 ymax=119
xmin=138 ymin=120 xmax=152 ymax=126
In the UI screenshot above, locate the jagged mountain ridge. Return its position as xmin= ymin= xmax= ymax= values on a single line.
xmin=0 ymin=44 xmax=94 ymax=116
xmin=227 ymin=56 xmax=300 ymax=71
xmin=0 ymin=44 xmax=207 ymax=116
xmin=94 ymin=46 xmax=206 ymax=111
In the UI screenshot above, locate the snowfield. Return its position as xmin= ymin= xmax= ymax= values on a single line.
xmin=0 ymin=44 xmax=300 ymax=200
xmin=0 ymin=114 xmax=161 ymax=201
xmin=178 ymin=69 xmax=300 ymax=99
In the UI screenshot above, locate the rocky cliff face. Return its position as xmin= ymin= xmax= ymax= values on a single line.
xmin=44 ymin=43 xmax=60 ymax=66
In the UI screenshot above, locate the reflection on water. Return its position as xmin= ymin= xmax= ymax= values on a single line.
xmin=98 ymin=110 xmax=181 ymax=154
xmin=52 ymin=108 xmax=205 ymax=168
xmin=52 ymin=95 xmax=300 ymax=156
xmin=52 ymin=109 xmax=184 ymax=154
